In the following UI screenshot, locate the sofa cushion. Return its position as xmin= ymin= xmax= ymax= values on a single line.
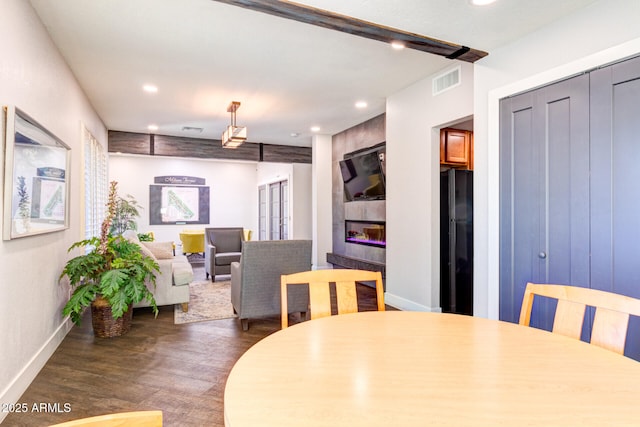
xmin=139 ymin=244 xmax=158 ymax=261
xmin=142 ymin=241 xmax=174 ymax=259
xmin=173 ymin=263 xmax=194 ymax=286
xmin=215 ymin=252 xmax=241 ymax=266
xmin=121 ymin=230 xmax=157 ymax=260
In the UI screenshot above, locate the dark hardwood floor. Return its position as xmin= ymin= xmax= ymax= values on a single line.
xmin=4 ymin=266 xmax=389 ymax=427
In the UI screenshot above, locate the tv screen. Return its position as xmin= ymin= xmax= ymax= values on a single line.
xmin=339 ymin=151 xmax=385 ymax=201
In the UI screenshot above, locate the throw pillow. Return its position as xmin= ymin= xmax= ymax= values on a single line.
xmin=142 ymin=241 xmax=174 ymax=259
xmin=138 ymin=242 xmax=158 ymax=261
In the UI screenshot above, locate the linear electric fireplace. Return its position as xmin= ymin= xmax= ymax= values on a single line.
xmin=345 ymin=220 xmax=386 ymax=248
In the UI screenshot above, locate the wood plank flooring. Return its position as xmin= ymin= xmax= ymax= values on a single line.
xmin=4 ymin=266 xmax=390 ymax=426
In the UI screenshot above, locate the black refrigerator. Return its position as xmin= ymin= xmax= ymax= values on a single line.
xmin=440 ymin=169 xmax=473 ymax=315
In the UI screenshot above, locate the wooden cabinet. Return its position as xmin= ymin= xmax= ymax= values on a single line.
xmin=440 ymin=128 xmax=473 ymax=169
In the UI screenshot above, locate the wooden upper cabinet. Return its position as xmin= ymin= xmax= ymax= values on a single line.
xmin=440 ymin=128 xmax=473 ymax=169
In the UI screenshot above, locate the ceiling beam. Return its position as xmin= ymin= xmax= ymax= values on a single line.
xmin=211 ymin=0 xmax=488 ymax=62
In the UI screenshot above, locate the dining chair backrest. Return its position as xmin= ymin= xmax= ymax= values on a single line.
xmin=519 ymin=282 xmax=640 ymax=355
xmin=280 ymin=269 xmax=385 ymax=329
xmin=49 ymin=410 xmax=162 ymax=426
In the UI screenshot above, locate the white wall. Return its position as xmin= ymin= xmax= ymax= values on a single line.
xmin=109 ymin=155 xmax=259 ymax=242
xmin=385 ymin=62 xmax=474 ymax=311
xmin=312 ymin=134 xmax=333 ymax=269
xmin=291 ymin=163 xmax=312 ymax=240
xmin=0 ymin=1 xmax=107 ymax=419
xmin=473 ymin=0 xmax=640 ymax=319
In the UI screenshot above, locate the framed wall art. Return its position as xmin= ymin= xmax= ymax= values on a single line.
xmin=149 ymin=184 xmax=210 ymax=225
xmin=2 ymin=106 xmax=70 ymax=240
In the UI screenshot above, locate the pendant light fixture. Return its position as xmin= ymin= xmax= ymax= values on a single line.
xmin=221 ymin=101 xmax=246 ymax=148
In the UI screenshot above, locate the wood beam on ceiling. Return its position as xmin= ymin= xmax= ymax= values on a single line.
xmin=211 ymin=0 xmax=488 ymax=62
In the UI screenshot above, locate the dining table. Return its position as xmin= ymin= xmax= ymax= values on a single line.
xmin=224 ymin=311 xmax=640 ymax=426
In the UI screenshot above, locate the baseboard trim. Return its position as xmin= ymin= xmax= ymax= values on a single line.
xmin=384 ymin=292 xmax=442 ymax=312
xmin=0 ymin=318 xmax=72 ymax=423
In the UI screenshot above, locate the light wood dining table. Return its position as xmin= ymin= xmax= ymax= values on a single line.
xmin=224 ymin=311 xmax=640 ymax=426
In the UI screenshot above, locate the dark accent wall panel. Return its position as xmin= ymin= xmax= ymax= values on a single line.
xmin=262 ymin=143 xmax=312 ymax=163
xmin=153 ymin=135 xmax=260 ymax=161
xmin=326 ymin=253 xmax=385 ymax=279
xmin=331 ymin=114 xmax=386 ymax=265
xmin=108 ymin=131 xmax=310 ymax=163
xmin=108 ymin=131 xmax=151 ymax=155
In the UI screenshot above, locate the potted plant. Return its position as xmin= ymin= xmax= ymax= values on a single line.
xmin=60 ymin=181 xmax=159 ymax=337
xmin=110 ymin=192 xmax=143 ymax=236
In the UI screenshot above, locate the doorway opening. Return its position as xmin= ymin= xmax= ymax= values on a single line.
xmin=439 ymin=119 xmax=474 ymax=315
xmin=258 ymin=179 xmax=289 ymax=240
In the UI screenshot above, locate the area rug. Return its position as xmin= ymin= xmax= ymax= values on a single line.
xmin=174 ymin=280 xmax=237 ymax=324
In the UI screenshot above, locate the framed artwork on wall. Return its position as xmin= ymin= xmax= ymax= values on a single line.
xmin=149 ymin=184 xmax=210 ymax=225
xmin=2 ymin=106 xmax=71 ymax=240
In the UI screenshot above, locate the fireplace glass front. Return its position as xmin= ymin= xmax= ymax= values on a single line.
xmin=345 ymin=220 xmax=386 ymax=248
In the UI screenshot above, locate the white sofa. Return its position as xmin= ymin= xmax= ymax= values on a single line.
xmin=122 ymin=230 xmax=193 ymax=311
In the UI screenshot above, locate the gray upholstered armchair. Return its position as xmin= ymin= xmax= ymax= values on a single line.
xmin=231 ymin=240 xmax=312 ymax=330
xmin=205 ymin=227 xmax=244 ymax=282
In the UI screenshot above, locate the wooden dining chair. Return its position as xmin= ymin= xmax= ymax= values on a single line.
xmin=280 ymin=269 xmax=385 ymax=329
xmin=519 ymin=282 xmax=640 ymax=355
xmin=49 ymin=410 xmax=162 ymax=427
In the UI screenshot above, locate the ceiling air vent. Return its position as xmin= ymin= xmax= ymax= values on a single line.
xmin=432 ymin=65 xmax=461 ymax=96
xmin=182 ymin=126 xmax=203 ymax=133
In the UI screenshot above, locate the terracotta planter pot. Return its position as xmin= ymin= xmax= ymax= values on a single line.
xmin=90 ymin=295 xmax=133 ymax=338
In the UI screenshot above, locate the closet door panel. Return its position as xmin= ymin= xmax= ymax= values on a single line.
xmin=544 ymin=79 xmax=590 ymax=289
xmin=499 ymin=75 xmax=589 ymax=327
xmin=591 ymin=57 xmax=640 ymax=297
xmin=591 ymin=56 xmax=640 ymax=359
xmin=499 ymin=94 xmax=540 ymax=323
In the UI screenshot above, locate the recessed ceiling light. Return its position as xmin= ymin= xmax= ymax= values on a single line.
xmin=143 ymin=84 xmax=158 ymax=93
xmin=469 ymin=0 xmax=496 ymax=5
xmin=148 ymin=124 xmax=158 ymax=131
xmin=355 ymin=101 xmax=368 ymax=109
xmin=290 ymin=132 xmax=300 ymax=137
xmin=390 ymin=41 xmax=405 ymax=50
xmin=310 ymin=126 xmax=321 ymax=132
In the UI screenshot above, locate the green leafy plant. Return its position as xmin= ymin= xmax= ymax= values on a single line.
xmin=60 ymin=181 xmax=159 ymax=325
xmin=109 ymin=193 xmax=142 ymax=236
xmin=137 ymin=232 xmax=154 ymax=242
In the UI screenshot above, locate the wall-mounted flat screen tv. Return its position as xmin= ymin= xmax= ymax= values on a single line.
xmin=339 ymin=150 xmax=385 ymax=201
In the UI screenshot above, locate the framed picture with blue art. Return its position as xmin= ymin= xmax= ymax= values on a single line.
xmin=2 ymin=106 xmax=70 ymax=240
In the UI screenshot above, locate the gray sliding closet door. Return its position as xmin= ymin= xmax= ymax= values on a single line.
xmin=500 ymin=55 xmax=640 ymax=360
xmin=499 ymin=74 xmax=590 ymax=329
xmin=590 ymin=55 xmax=640 ymax=359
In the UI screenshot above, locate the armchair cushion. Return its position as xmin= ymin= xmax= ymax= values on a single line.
xmin=216 ymin=252 xmax=242 ymax=266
